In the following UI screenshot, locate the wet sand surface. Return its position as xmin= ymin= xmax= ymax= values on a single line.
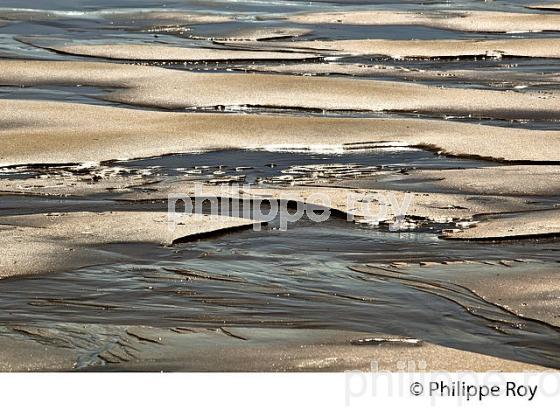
xmin=0 ymin=0 xmax=559 ymax=372
xmin=217 ymin=38 xmax=560 ymax=59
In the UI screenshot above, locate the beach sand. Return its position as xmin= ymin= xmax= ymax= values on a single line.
xmin=2 ymin=99 xmax=560 ymax=165
xmin=287 ymin=10 xmax=560 ymax=33
xmin=0 ymin=1 xmax=559 ymax=373
xmin=3 ymin=59 xmax=559 ymax=120
xmin=0 ymin=325 xmax=550 ymax=371
xmin=0 ymin=212 xmax=255 ymax=278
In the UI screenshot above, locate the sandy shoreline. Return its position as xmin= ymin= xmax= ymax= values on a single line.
xmin=218 ymin=38 xmax=560 ymax=59
xmin=0 ymin=325 xmax=551 ymax=371
xmin=3 ymin=59 xmax=560 ymax=120
xmin=0 ymin=1 xmax=559 ymax=373
xmin=2 ymin=99 xmax=560 ymax=165
xmin=0 ymin=211 xmax=255 ymax=279
xmin=287 ymin=9 xmax=560 ymax=33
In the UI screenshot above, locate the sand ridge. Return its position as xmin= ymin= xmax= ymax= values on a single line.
xmin=35 ymin=42 xmax=318 ymax=61
xmin=2 ymin=59 xmax=560 ymax=120
xmin=217 ymin=38 xmax=560 ymax=59
xmin=0 ymin=212 xmax=255 ymax=278
xmin=189 ymin=27 xmax=312 ymax=41
xmin=2 ymin=99 xmax=560 ymax=165
xmin=240 ymin=63 xmax=560 ymax=86
xmin=0 ymin=325 xmax=548 ymax=371
xmin=287 ymin=9 xmax=560 ymax=33
xmin=444 ymin=209 xmax=560 ymax=240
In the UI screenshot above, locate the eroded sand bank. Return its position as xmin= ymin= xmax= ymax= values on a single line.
xmin=242 ymin=63 xmax=560 ymax=86
xmin=444 ymin=209 xmax=560 ymax=240
xmin=32 ymin=43 xmax=317 ymax=61
xmin=190 ymin=27 xmax=312 ymax=41
xmin=116 ymin=181 xmax=553 ymax=223
xmin=0 ymin=325 xmax=547 ymax=371
xmin=287 ymin=10 xmax=560 ymax=33
xmin=400 ymin=166 xmax=560 ymax=196
xmin=219 ymin=38 xmax=560 ymax=59
xmin=2 ymin=99 xmax=560 ymax=165
xmin=0 ymin=167 xmax=556 ymax=237
xmin=3 ymin=59 xmax=560 ymax=120
xmin=0 ymin=212 xmax=254 ymax=278
xmin=352 ymin=260 xmax=560 ymax=328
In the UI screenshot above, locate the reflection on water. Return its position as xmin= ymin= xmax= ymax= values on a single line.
xmin=1 ymin=0 xmax=560 ymax=371
xmin=1 ymin=215 xmax=560 ymax=368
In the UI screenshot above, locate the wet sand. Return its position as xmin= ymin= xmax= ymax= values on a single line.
xmin=0 ymin=0 xmax=559 ymax=372
xmin=287 ymin=10 xmax=560 ymax=33
xmin=0 ymin=325 xmax=548 ymax=372
xmin=2 ymin=99 xmax=560 ymax=165
xmin=0 ymin=212 xmax=254 ymax=278
xmin=3 ymin=59 xmax=560 ymax=120
xmin=352 ymin=260 xmax=560 ymax=328
xmin=218 ymin=38 xmax=560 ymax=59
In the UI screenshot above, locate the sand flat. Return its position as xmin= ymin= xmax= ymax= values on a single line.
xmin=191 ymin=27 xmax=312 ymax=41
xmin=0 ymin=173 xmax=153 ymax=196
xmin=403 ymin=166 xmax=560 ymax=196
xmin=0 ymin=9 xmax=233 ymax=24
xmin=114 ymin=10 xmax=234 ymax=24
xmin=97 ymin=326 xmax=550 ymax=371
xmin=2 ymin=99 xmax=560 ymax=165
xmin=0 ymin=329 xmax=77 ymax=371
xmin=353 ymin=261 xmax=560 ymax=328
xmin=0 ymin=324 xmax=548 ymax=371
xmin=444 ymin=209 xmax=560 ymax=240
xmin=119 ymin=182 xmax=553 ymax=223
xmin=2 ymin=59 xmax=560 ymax=120
xmin=287 ymin=10 xmax=560 ymax=33
xmin=0 ymin=212 xmax=255 ymax=278
xmin=0 ymin=171 xmax=552 ymax=229
xmin=219 ymin=38 xmax=560 ymax=59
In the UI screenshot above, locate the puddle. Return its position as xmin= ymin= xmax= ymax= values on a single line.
xmin=117 ymin=148 xmax=492 ymax=183
xmin=0 ymin=148 xmax=492 ymax=184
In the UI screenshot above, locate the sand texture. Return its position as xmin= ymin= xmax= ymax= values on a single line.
xmin=0 ymin=212 xmax=254 ymax=278
xmin=287 ymin=10 xmax=560 ymax=33
xmin=219 ymin=38 xmax=560 ymax=59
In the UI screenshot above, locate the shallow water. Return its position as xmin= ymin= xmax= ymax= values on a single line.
xmin=1 ymin=214 xmax=560 ymax=368
xmin=0 ymin=148 xmax=559 ymax=368
xmin=0 ymin=148 xmax=491 ymax=183
xmin=2 ymin=0 xmax=560 ymax=128
xmin=1 ymin=0 xmax=560 ymax=371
